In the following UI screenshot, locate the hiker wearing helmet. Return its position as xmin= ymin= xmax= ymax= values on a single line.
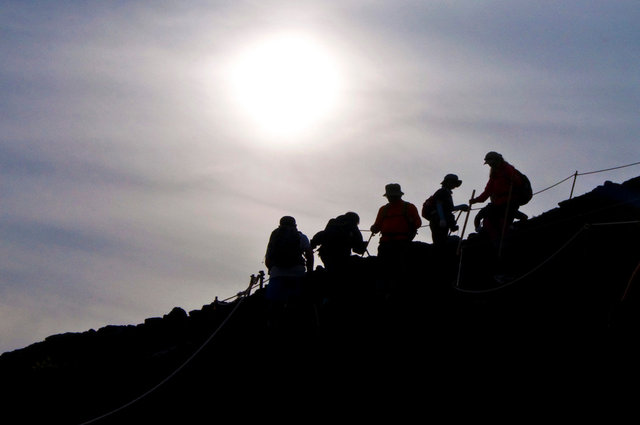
xmin=422 ymin=174 xmax=469 ymax=251
xmin=470 ymin=152 xmax=527 ymax=245
xmin=370 ymin=183 xmax=422 ymax=258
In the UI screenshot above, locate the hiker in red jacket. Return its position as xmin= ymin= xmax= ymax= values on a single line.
xmin=470 ymin=152 xmax=526 ymax=246
xmin=371 ymin=183 xmax=422 ymax=262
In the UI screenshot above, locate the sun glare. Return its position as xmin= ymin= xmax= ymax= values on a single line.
xmin=228 ymin=34 xmax=342 ymax=140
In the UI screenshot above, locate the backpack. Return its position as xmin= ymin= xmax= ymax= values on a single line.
xmin=421 ymin=195 xmax=436 ymax=219
xmin=266 ymin=226 xmax=303 ymax=268
xmin=311 ymin=218 xmax=345 ymax=249
xmin=514 ymin=171 xmax=533 ymax=206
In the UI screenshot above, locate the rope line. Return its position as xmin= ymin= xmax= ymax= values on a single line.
xmin=359 ymin=160 xmax=640 ymax=231
xmin=455 ymin=225 xmax=587 ymax=294
xmin=532 ymin=173 xmax=576 ymax=196
xmin=454 ymin=218 xmax=640 ymax=295
xmin=532 ymin=160 xmax=640 ymax=196
xmin=589 ymin=220 xmax=640 ymax=226
xmin=577 ymin=161 xmax=640 ymax=176
xmin=78 ymin=280 xmax=254 ymax=425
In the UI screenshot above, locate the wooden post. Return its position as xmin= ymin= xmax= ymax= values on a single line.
xmin=569 ymin=170 xmax=578 ymax=199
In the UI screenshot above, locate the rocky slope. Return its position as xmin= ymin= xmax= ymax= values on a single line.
xmin=2 ymin=177 xmax=639 ymax=424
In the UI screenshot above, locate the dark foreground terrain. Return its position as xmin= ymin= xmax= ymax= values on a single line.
xmin=2 ymin=177 xmax=640 ymax=423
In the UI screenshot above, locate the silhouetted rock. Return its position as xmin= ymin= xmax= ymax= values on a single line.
xmin=1 ymin=176 xmax=639 ymax=423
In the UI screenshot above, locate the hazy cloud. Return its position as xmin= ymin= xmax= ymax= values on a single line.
xmin=1 ymin=0 xmax=639 ymax=353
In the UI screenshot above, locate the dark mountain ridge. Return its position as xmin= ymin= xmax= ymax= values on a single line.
xmin=2 ymin=176 xmax=640 ymax=423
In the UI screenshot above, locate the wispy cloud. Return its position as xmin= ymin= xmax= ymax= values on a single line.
xmin=1 ymin=0 xmax=639 ymax=353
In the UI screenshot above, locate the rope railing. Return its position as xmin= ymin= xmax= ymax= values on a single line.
xmin=454 ymin=225 xmax=588 ymax=294
xmin=221 ymin=271 xmax=265 ymax=303
xmin=454 ymin=220 xmax=640 ymax=295
xmin=576 ymin=161 xmax=640 ymax=176
xmin=360 ymin=159 xmax=640 ymax=228
xmin=539 ymin=160 xmax=640 ymax=199
xmin=78 ymin=274 xmax=260 ymax=425
xmin=532 ymin=173 xmax=576 ymax=196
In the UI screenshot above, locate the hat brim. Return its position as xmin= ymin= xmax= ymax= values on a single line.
xmin=442 ymin=179 xmax=462 ymax=186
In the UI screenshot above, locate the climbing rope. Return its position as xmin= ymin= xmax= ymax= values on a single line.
xmin=454 ymin=225 xmax=588 ymax=294
xmin=533 ymin=160 xmax=640 ymax=197
xmin=455 ymin=219 xmax=640 ymax=295
xmin=532 ymin=173 xmax=577 ymax=196
xmin=590 ymin=220 xmax=640 ymax=227
xmin=78 ymin=275 xmax=259 ymax=425
xmin=577 ymin=161 xmax=640 ymax=176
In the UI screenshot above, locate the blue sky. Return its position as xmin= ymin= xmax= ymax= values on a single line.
xmin=1 ymin=0 xmax=639 ymax=353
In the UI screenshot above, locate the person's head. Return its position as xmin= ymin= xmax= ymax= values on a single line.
xmin=441 ymin=173 xmax=462 ymax=190
xmin=343 ymin=211 xmax=360 ymax=226
xmin=279 ymin=215 xmax=297 ymax=228
xmin=383 ymin=183 xmax=404 ymax=201
xmin=484 ymin=151 xmax=504 ymax=168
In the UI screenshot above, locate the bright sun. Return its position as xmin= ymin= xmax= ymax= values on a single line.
xmin=228 ymin=34 xmax=342 ymax=140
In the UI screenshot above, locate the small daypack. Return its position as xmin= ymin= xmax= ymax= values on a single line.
xmin=514 ymin=171 xmax=533 ymax=206
xmin=421 ymin=195 xmax=436 ymax=219
xmin=267 ymin=227 xmax=303 ymax=268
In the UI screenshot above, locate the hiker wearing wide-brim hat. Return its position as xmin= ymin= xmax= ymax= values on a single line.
xmin=383 ymin=183 xmax=404 ymax=198
xmin=422 ymin=174 xmax=469 ymax=251
xmin=441 ymin=173 xmax=463 ymax=188
xmin=370 ymin=183 xmax=422 ymax=258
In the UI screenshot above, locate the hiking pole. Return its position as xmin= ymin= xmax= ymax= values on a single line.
xmin=362 ymin=232 xmax=374 ymax=257
xmin=457 ymin=190 xmax=475 ymax=256
xmin=455 ymin=210 xmax=464 ymax=223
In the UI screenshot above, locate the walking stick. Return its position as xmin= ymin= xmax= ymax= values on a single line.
xmin=456 ymin=190 xmax=475 ymax=256
xmin=455 ymin=210 xmax=464 ymax=223
xmin=361 ymin=232 xmax=374 ymax=257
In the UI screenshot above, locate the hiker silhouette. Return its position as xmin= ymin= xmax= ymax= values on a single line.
xmin=422 ymin=173 xmax=469 ymax=252
xmin=264 ymin=216 xmax=314 ymax=329
xmin=370 ymin=183 xmax=422 ymax=278
xmin=310 ymin=211 xmax=367 ymax=272
xmin=470 ymin=152 xmax=529 ymax=248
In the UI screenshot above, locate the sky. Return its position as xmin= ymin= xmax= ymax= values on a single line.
xmin=1 ymin=0 xmax=639 ymax=354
